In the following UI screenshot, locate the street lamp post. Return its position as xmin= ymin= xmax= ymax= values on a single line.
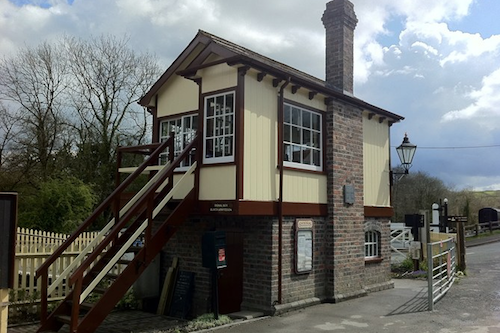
xmin=392 ymin=134 xmax=418 ymax=270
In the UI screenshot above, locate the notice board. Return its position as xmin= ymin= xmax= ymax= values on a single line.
xmin=169 ymin=271 xmax=195 ymax=319
xmin=295 ymin=219 xmax=313 ymax=274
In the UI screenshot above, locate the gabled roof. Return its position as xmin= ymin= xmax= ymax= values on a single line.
xmin=140 ymin=30 xmax=404 ymax=122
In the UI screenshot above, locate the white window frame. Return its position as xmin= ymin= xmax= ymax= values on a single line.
xmin=283 ymin=103 xmax=323 ymax=172
xmin=159 ymin=113 xmax=198 ymax=170
xmin=203 ymin=91 xmax=235 ymax=164
xmin=364 ymin=230 xmax=380 ymax=258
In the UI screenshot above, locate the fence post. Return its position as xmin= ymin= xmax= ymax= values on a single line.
xmin=457 ymin=222 xmax=466 ymax=272
xmin=427 ymin=242 xmax=433 ymax=311
xmin=0 ymin=289 xmax=8 ymax=333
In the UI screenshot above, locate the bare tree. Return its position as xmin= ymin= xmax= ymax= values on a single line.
xmin=0 ymin=103 xmax=15 ymax=168
xmin=0 ymin=42 xmax=68 ymax=182
xmin=392 ymin=170 xmax=450 ymax=222
xmin=63 ymin=35 xmax=160 ymax=198
xmin=0 ymin=35 xmax=160 ymax=229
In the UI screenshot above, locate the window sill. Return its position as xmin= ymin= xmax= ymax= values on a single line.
xmin=281 ymin=165 xmax=326 ymax=175
xmin=364 ymin=257 xmax=383 ymax=264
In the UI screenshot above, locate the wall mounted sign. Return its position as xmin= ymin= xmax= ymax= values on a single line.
xmin=343 ymin=185 xmax=355 ymax=205
xmin=295 ymin=219 xmax=313 ymax=274
xmin=209 ymin=202 xmax=233 ymax=213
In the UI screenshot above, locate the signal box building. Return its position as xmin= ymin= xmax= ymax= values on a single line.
xmin=137 ymin=0 xmax=402 ymax=316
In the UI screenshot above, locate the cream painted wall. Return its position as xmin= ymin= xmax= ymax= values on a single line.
xmin=157 ymin=75 xmax=199 ymax=118
xmin=243 ymin=72 xmax=278 ymax=201
xmin=200 ymin=63 xmax=238 ymax=94
xmin=243 ymin=71 xmax=327 ymax=203
xmin=199 ymin=166 xmax=236 ymax=200
xmin=282 ymin=170 xmax=328 ymax=203
xmin=172 ymin=173 xmax=195 ymax=200
xmin=363 ymin=115 xmax=391 ymax=207
xmin=284 ymin=89 xmax=327 ymax=112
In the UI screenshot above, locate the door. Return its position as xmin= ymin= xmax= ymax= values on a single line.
xmin=217 ymin=230 xmax=243 ymax=314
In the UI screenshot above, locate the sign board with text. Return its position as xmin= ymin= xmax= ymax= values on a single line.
xmin=295 ymin=219 xmax=313 ymax=274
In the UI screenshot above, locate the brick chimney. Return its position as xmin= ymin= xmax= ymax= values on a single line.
xmin=322 ymin=0 xmax=358 ymax=94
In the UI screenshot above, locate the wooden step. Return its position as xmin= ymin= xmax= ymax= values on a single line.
xmin=55 ymin=315 xmax=79 ymax=325
xmin=67 ymin=300 xmax=94 ymax=311
xmin=92 ymin=286 xmax=108 ymax=294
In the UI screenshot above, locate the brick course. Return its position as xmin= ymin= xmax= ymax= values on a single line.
xmin=322 ymin=0 xmax=358 ymax=93
xmin=364 ymin=218 xmax=392 ymax=287
xmin=325 ymin=98 xmax=366 ymax=301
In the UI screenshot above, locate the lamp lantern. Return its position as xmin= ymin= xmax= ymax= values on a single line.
xmin=396 ymin=133 xmax=417 ymax=174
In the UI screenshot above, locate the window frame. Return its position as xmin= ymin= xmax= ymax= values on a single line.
xmin=364 ymin=230 xmax=380 ymax=259
xmin=203 ymin=91 xmax=236 ymax=165
xmin=283 ymin=103 xmax=323 ymax=172
xmin=159 ymin=113 xmax=198 ymax=170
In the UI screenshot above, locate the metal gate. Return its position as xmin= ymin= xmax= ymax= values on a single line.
xmin=427 ymin=237 xmax=456 ymax=310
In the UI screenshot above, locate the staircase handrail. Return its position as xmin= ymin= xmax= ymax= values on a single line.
xmin=117 ymin=142 xmax=162 ymax=154
xmin=79 ymin=161 xmax=198 ymax=303
xmin=68 ymin=134 xmax=199 ymax=286
xmin=46 ymin=161 xmax=172 ymax=296
xmin=36 ymin=136 xmax=173 ymax=280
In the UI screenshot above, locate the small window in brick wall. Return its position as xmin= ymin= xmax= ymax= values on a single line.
xmin=364 ymin=230 xmax=380 ymax=258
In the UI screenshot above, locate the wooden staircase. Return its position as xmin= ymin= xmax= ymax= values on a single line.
xmin=35 ymin=134 xmax=200 ymax=333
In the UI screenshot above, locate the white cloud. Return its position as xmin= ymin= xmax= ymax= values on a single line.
xmin=441 ymin=33 xmax=500 ymax=65
xmin=351 ymin=0 xmax=474 ymax=84
xmin=442 ymin=68 xmax=500 ymax=125
xmin=411 ymin=41 xmax=438 ymax=57
xmin=115 ymin=0 xmax=218 ymax=27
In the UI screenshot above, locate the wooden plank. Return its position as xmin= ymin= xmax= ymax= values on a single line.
xmin=157 ymin=257 xmax=178 ymax=315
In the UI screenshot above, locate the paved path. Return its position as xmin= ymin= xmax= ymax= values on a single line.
xmin=215 ymin=241 xmax=500 ymax=333
xmin=8 ymin=233 xmax=500 ymax=333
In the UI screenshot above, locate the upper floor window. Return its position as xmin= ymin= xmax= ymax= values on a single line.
xmin=159 ymin=113 xmax=198 ymax=168
xmin=283 ymin=104 xmax=322 ymax=171
xmin=203 ymin=91 xmax=235 ymax=164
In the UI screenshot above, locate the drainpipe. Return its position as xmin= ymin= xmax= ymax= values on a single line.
xmin=277 ymin=77 xmax=290 ymax=305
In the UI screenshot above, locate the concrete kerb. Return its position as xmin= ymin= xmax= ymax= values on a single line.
xmin=466 ymin=234 xmax=500 ymax=248
xmin=193 ymin=316 xmax=270 ymax=333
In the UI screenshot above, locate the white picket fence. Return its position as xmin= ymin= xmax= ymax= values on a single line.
xmin=13 ymin=227 xmax=100 ymax=303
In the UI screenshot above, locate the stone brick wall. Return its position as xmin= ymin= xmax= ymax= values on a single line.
xmin=160 ymin=215 xmax=329 ymax=316
xmin=325 ymin=99 xmax=366 ymax=301
xmin=160 ymin=218 xmax=212 ymax=316
xmin=240 ymin=216 xmax=274 ymax=312
xmin=363 ymin=218 xmax=392 ymax=287
xmin=279 ymin=217 xmax=327 ymax=305
xmin=322 ymin=0 xmax=358 ymax=93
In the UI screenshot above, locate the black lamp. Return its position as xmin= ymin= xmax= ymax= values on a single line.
xmin=396 ymin=133 xmax=417 ymax=174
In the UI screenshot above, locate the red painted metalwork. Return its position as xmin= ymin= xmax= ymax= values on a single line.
xmin=36 ymin=134 xmax=199 ymax=333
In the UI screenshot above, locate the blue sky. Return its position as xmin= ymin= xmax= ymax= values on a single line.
xmin=1 ymin=0 xmax=500 ymax=191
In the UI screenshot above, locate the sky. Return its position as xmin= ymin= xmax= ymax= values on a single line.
xmin=1 ymin=0 xmax=500 ymax=191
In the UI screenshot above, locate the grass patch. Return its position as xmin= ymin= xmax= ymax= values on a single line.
xmin=138 ymin=313 xmax=232 ymax=333
xmin=183 ymin=313 xmax=232 ymax=331
xmin=391 ymin=256 xmax=427 ymax=279
xmin=467 ymin=229 xmax=500 ymax=240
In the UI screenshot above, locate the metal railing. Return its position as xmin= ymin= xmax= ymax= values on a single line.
xmin=427 ymin=237 xmax=456 ymax=310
